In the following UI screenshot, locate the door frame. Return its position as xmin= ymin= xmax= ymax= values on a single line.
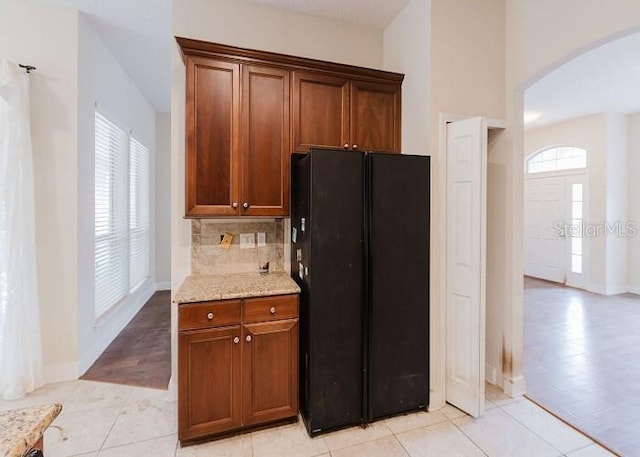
xmin=434 ymin=113 xmax=505 ymax=411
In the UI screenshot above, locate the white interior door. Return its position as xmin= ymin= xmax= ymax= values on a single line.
xmin=445 ymin=117 xmax=486 ymax=417
xmin=524 ymin=176 xmax=566 ymax=283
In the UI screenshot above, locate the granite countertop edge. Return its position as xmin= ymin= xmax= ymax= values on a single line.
xmin=0 ymin=403 xmax=62 ymax=457
xmin=174 ymin=272 xmax=301 ymax=304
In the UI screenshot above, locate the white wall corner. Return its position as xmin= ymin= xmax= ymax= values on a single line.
xmin=628 ymin=286 xmax=640 ymax=296
xmin=156 ymin=281 xmax=171 ymax=291
xmin=502 ymin=374 xmax=526 ymax=397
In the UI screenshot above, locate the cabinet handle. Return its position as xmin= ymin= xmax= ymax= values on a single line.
xmin=206 ymin=312 xmax=214 ymax=320
xmin=232 ymin=202 xmax=238 ymax=209
xmin=246 ymin=335 xmax=252 ymax=342
xmin=352 ymin=144 xmax=358 ymax=149
xmin=243 ymin=202 xmax=249 ymax=209
xmin=233 ymin=336 xmax=240 ymax=344
xmin=269 ymin=307 xmax=276 ymax=315
xmin=343 ymin=143 xmax=349 ymax=149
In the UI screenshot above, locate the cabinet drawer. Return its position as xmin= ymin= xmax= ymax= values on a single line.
xmin=243 ymin=295 xmax=298 ymax=323
xmin=179 ymin=300 xmax=241 ymax=331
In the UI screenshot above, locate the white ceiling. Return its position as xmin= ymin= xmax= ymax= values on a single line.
xmin=240 ymin=0 xmax=409 ymax=29
xmin=39 ymin=0 xmax=172 ymax=113
xmin=525 ymin=32 xmax=640 ymax=130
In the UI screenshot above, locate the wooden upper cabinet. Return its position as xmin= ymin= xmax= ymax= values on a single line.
xmin=292 ymin=72 xmax=350 ymax=153
xmin=178 ymin=37 xmax=404 ymax=217
xmin=185 ymin=57 xmax=240 ymax=217
xmin=241 ymin=66 xmax=290 ymax=216
xmin=292 ymin=72 xmax=401 ymax=154
xmin=350 ymin=80 xmax=402 ymax=153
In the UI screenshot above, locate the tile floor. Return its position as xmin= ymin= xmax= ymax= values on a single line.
xmin=524 ymin=277 xmax=640 ymax=456
xmin=1 ymin=379 xmax=615 ymax=457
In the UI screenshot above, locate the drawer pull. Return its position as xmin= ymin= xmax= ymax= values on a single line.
xmin=206 ymin=312 xmax=214 ymax=320
xmin=269 ymin=307 xmax=276 ymax=315
xmin=246 ymin=335 xmax=252 ymax=342
xmin=233 ymin=336 xmax=240 ymax=344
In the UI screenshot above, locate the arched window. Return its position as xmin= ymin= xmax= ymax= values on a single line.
xmin=526 ymin=146 xmax=587 ymax=174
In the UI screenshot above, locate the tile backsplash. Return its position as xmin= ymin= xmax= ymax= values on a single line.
xmin=192 ymin=219 xmax=284 ymax=274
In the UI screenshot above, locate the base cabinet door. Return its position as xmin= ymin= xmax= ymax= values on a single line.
xmin=242 ymin=319 xmax=299 ymax=426
xmin=178 ymin=326 xmax=242 ymax=441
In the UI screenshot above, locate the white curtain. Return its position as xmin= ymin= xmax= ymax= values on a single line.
xmin=0 ymin=59 xmax=42 ymax=400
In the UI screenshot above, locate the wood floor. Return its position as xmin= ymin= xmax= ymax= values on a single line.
xmin=81 ymin=290 xmax=171 ymax=390
xmin=524 ymin=276 xmax=640 ymax=456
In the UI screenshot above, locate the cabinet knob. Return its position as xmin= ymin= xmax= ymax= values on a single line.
xmin=206 ymin=312 xmax=214 ymax=320
xmin=232 ymin=202 xmax=238 ymax=208
xmin=233 ymin=336 xmax=240 ymax=344
xmin=343 ymin=143 xmax=349 ymax=149
xmin=269 ymin=307 xmax=276 ymax=315
xmin=352 ymin=144 xmax=358 ymax=149
xmin=243 ymin=202 xmax=249 ymax=209
xmin=245 ymin=335 xmax=252 ymax=342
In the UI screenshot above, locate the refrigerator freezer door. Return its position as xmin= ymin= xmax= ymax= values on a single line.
xmin=367 ymin=153 xmax=430 ymax=420
xmin=292 ymin=148 xmax=366 ymax=434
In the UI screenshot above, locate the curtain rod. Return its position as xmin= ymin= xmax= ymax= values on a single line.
xmin=19 ymin=64 xmax=36 ymax=74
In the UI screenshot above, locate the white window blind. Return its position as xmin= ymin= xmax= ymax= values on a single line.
xmin=129 ymin=136 xmax=150 ymax=289
xmin=95 ymin=112 xmax=129 ymax=317
xmin=94 ymin=112 xmax=151 ymax=318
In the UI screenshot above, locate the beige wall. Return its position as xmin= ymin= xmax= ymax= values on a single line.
xmin=382 ymin=0 xmax=430 ymax=156
xmin=0 ymin=0 xmax=80 ymax=381
xmin=426 ymin=0 xmax=506 ymax=405
xmin=156 ymin=113 xmax=172 ymax=288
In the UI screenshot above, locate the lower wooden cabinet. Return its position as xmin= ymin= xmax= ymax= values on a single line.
xmin=178 ymin=294 xmax=299 ymax=443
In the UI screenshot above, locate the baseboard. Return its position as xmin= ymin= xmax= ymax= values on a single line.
xmin=587 ymin=283 xmax=631 ymax=295
xmin=485 ymin=363 xmax=503 ymax=387
xmin=43 ymin=362 xmax=79 ymax=384
xmin=155 ymin=281 xmax=171 ymax=291
xmin=628 ymin=286 xmax=640 ymax=296
xmin=78 ymin=282 xmax=155 ymax=375
xmin=503 ymin=374 xmax=526 ymax=397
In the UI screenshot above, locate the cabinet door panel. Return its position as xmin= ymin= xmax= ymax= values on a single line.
xmin=350 ymin=81 xmax=401 ymax=153
xmin=242 ymin=319 xmax=299 ymax=425
xmin=292 ymin=72 xmax=350 ymax=153
xmin=178 ymin=326 xmax=241 ymax=441
xmin=241 ymin=65 xmax=290 ymax=216
xmin=186 ymin=57 xmax=240 ymax=216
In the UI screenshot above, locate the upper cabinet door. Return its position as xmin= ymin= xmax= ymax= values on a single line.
xmin=241 ymin=65 xmax=291 ymax=217
xmin=292 ymin=72 xmax=350 ymax=153
xmin=185 ymin=57 xmax=240 ymax=217
xmin=350 ymin=80 xmax=401 ymax=153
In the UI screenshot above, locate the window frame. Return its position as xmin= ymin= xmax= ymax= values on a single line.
xmin=525 ymin=145 xmax=587 ymax=175
xmin=94 ymin=110 xmax=151 ymax=319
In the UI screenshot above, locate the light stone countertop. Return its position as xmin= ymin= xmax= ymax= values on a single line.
xmin=173 ymin=271 xmax=300 ymax=304
xmin=0 ymin=403 xmax=62 ymax=457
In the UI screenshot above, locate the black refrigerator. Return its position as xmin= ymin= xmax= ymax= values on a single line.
xmin=291 ymin=148 xmax=430 ymax=436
